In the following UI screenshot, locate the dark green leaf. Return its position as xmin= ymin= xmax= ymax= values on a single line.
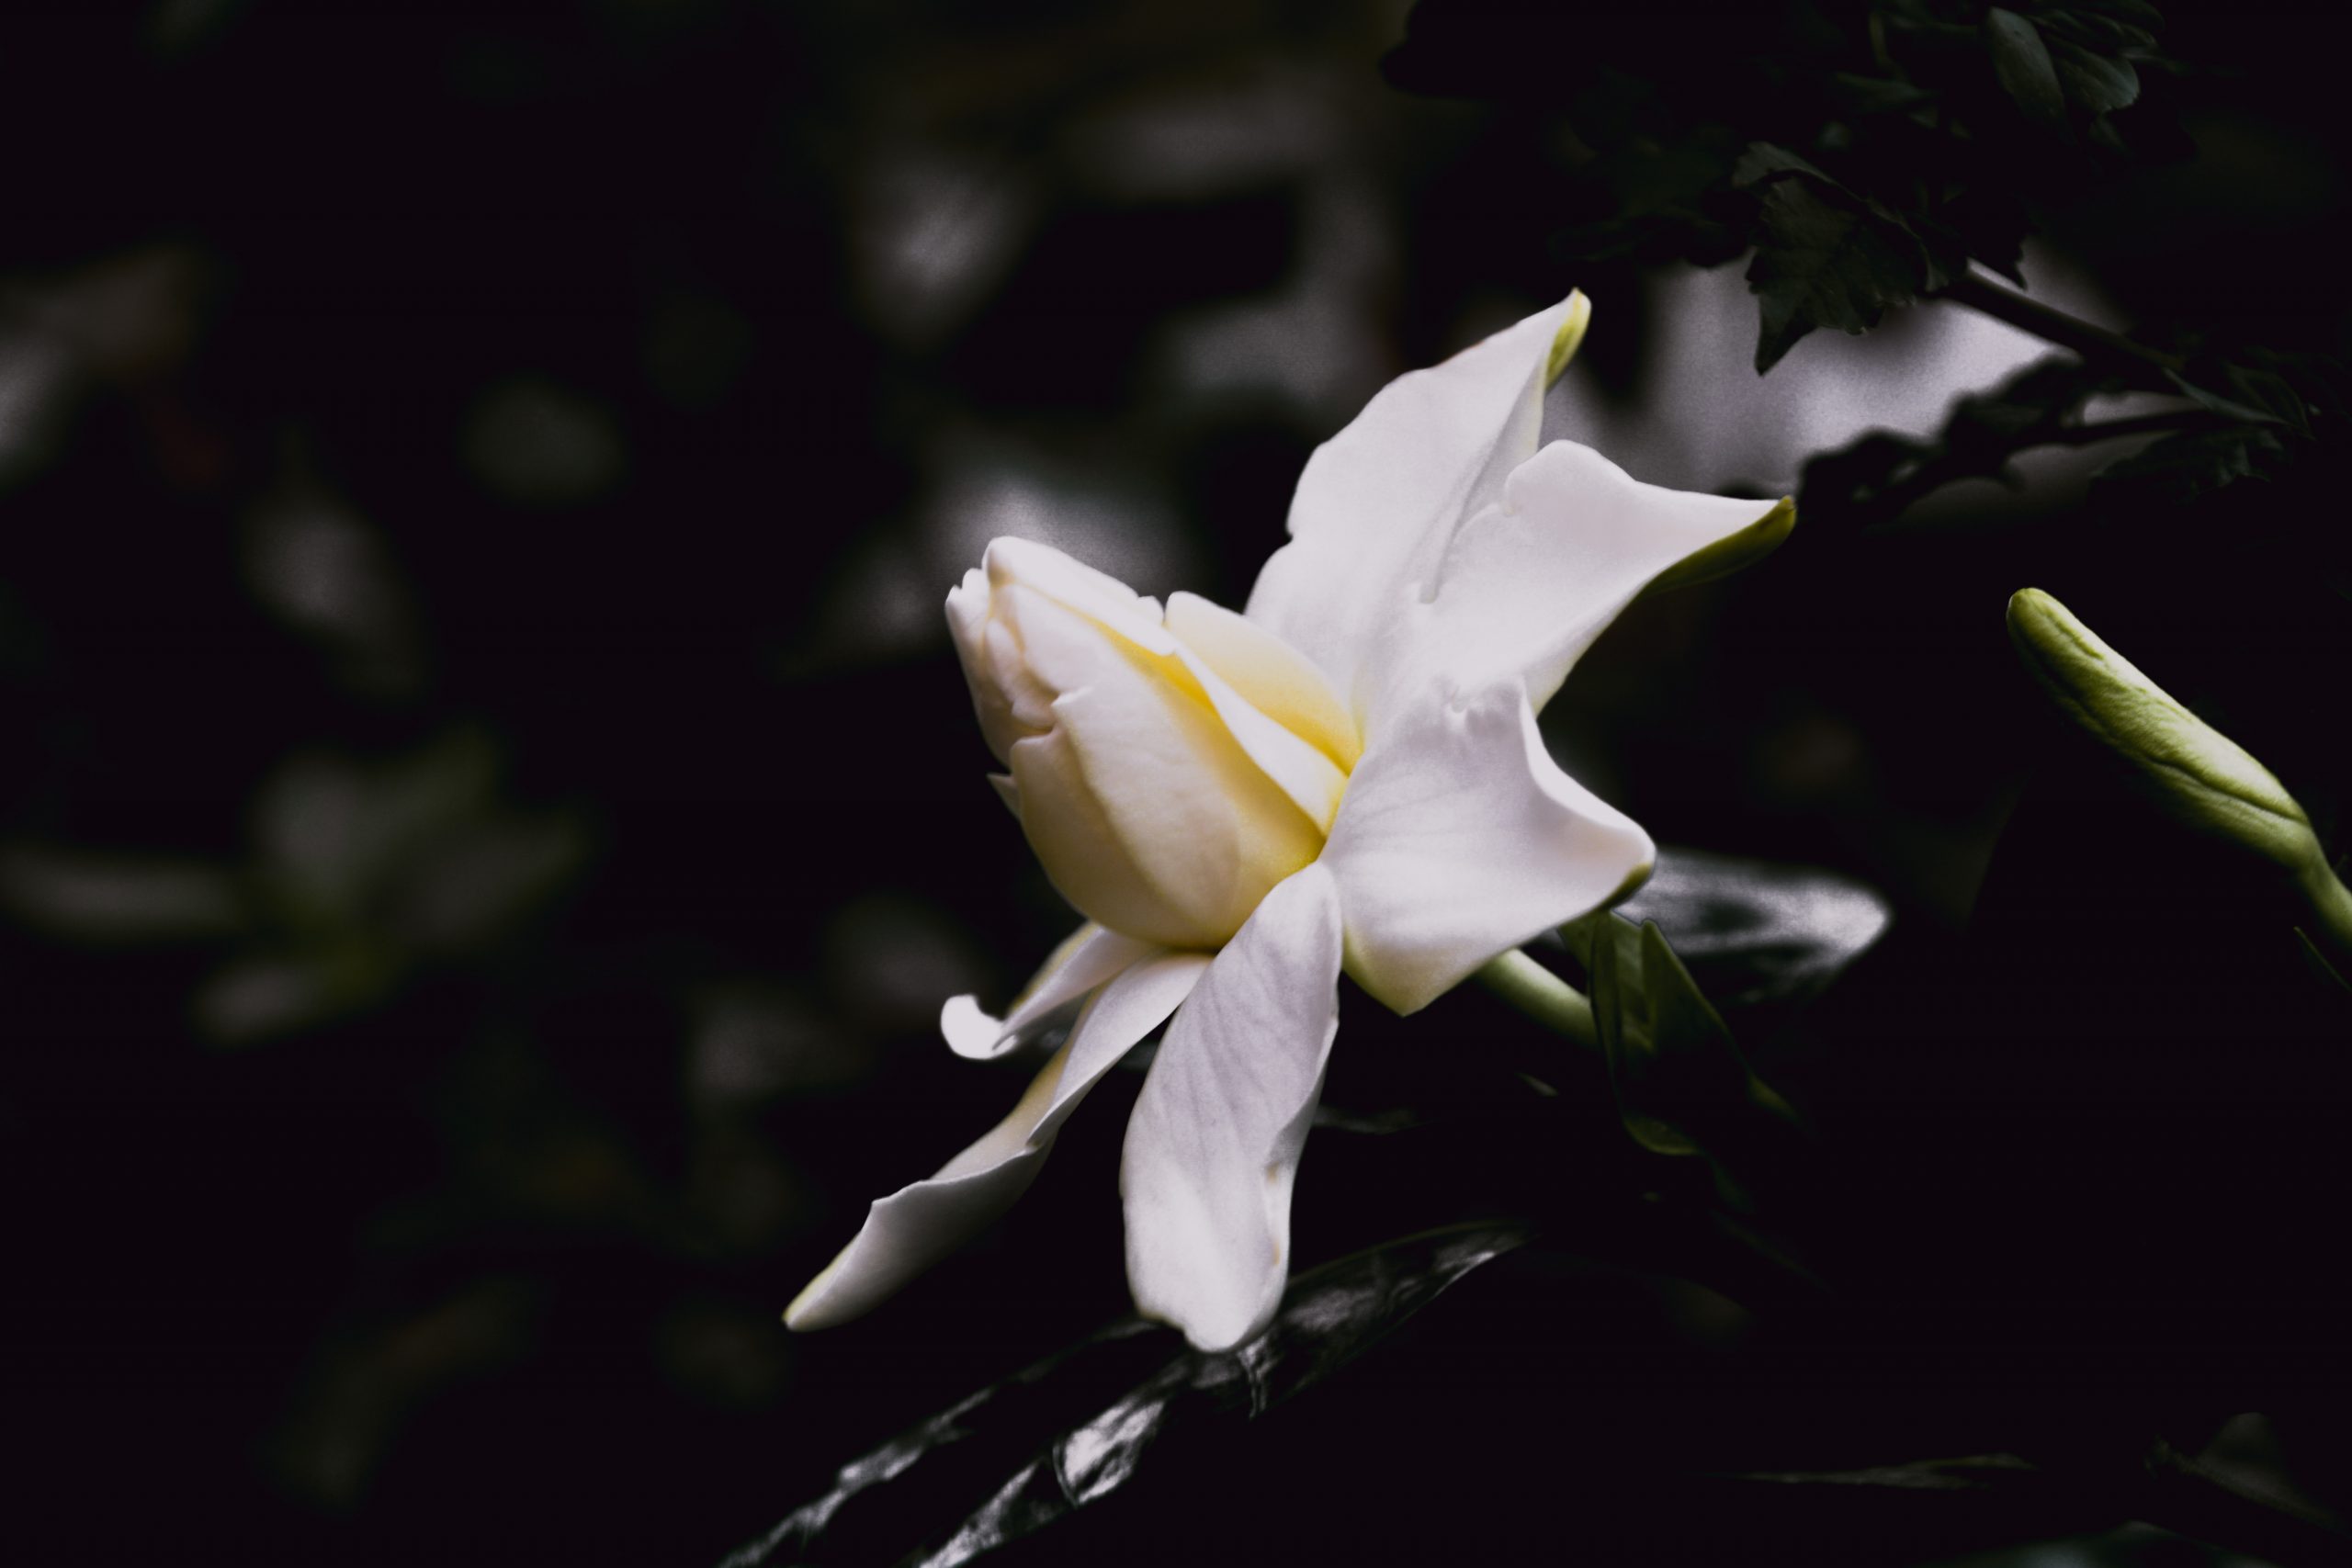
xmin=2162 ymin=367 xmax=2283 ymax=427
xmin=1824 ymin=72 xmax=1939 ymax=118
xmin=719 ymin=1224 xmax=1526 ymax=1568
xmin=2043 ymin=36 xmax=2140 ymax=116
xmin=2096 ymin=425 xmax=2287 ymax=502
xmin=1738 ymin=150 xmax=1951 ymax=372
xmin=1985 ymin=10 xmax=2070 ymax=133
xmin=1554 ymin=127 xmax=1751 ymax=267
xmin=2032 ymin=8 xmax=2157 ymax=56
xmin=1562 ymin=910 xmax=1806 ymax=1168
xmin=1389 ymin=0 xmax=2186 ymax=313
xmin=2057 ymin=0 xmax=2163 ymax=28
xmin=1732 ymin=141 xmax=1827 ymax=186
xmin=2224 ymin=366 xmax=2313 ymax=439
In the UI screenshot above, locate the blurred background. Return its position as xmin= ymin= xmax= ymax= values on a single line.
xmin=4 ymin=2 xmax=2346 ymax=1562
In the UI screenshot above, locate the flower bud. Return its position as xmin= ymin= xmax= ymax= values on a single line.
xmin=2006 ymin=588 xmax=2322 ymax=876
xmin=947 ymin=538 xmax=1343 ymax=951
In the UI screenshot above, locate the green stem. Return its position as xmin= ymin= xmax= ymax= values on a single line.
xmin=1475 ymin=950 xmax=1598 ymax=1050
xmin=1938 ymin=271 xmax=2186 ymax=391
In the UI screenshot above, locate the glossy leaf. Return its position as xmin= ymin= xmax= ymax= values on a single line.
xmin=720 ymin=1224 xmax=1527 ymax=1568
xmin=1604 ymin=844 xmax=1892 ymax=1021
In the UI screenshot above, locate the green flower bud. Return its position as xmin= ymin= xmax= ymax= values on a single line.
xmin=2007 ymin=587 xmax=2352 ymax=964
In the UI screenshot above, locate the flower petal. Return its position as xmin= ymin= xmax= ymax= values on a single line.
xmin=786 ymin=950 xmax=1212 ymax=1332
xmin=1121 ymin=862 xmax=1343 ymax=1352
xmin=1408 ymin=442 xmax=1792 ymax=716
xmin=941 ymin=921 xmax=1159 ymax=1061
xmin=1243 ymin=293 xmax=1589 ymax=716
xmin=988 ymin=771 xmax=1021 ymax=819
xmin=1323 ymin=682 xmax=1653 ymax=1015
xmin=1164 ymin=592 xmax=1361 ymax=771
xmin=993 ymin=541 xmax=1348 ymax=831
xmin=1012 ymin=660 xmax=1324 ymax=948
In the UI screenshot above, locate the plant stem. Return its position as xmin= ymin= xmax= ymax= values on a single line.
xmin=1475 ymin=950 xmax=1598 ymax=1050
xmin=1939 ymin=270 xmax=2186 ymax=390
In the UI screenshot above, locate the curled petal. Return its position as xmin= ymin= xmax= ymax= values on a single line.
xmin=1122 ymin=862 xmax=1343 ymax=1352
xmin=787 ymin=951 xmax=1212 ymax=1332
xmin=1407 ymin=443 xmax=1792 ymax=717
xmin=941 ymin=921 xmax=1159 ymax=1061
xmin=1244 ymin=293 xmax=1589 ymax=716
xmin=1323 ymin=682 xmax=1653 ymax=1016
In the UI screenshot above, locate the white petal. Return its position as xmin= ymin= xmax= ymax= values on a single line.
xmin=1012 ymin=668 xmax=1322 ymax=949
xmin=1322 ymin=682 xmax=1652 ymax=1016
xmin=944 ymin=568 xmax=1023 ymax=764
xmin=998 ymin=547 xmax=1347 ymax=831
xmin=787 ymin=950 xmax=1211 ymax=1331
xmin=987 ymin=535 xmax=1170 ymax=638
xmin=941 ymin=921 xmax=1158 ymax=1061
xmin=1243 ymin=293 xmax=1589 ymax=716
xmin=1410 ymin=442 xmax=1792 ymax=716
xmin=1165 ymin=591 xmax=1361 ymax=772
xmin=1121 ymin=862 xmax=1343 ymax=1352
xmin=987 ymin=771 xmax=1022 ymax=820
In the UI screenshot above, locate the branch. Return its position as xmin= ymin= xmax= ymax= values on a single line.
xmin=1938 ymin=271 xmax=2186 ymax=391
xmin=1854 ymin=410 xmax=2213 ymax=528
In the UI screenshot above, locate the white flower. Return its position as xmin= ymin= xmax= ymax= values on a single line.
xmin=786 ymin=293 xmax=1793 ymax=1350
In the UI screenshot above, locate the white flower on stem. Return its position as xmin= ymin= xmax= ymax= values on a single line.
xmin=786 ymin=293 xmax=1793 ymax=1350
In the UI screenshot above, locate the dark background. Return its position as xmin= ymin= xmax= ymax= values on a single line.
xmin=4 ymin=2 xmax=2347 ymax=1562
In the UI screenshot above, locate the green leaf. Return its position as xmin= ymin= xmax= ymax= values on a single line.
xmin=1984 ymin=9 xmax=2070 ymax=134
xmin=720 ymin=1224 xmax=1528 ymax=1567
xmin=2052 ymin=0 xmax=2163 ymax=30
xmin=2223 ymin=365 xmax=2313 ymax=439
xmin=1824 ymin=72 xmax=1939 ymax=118
xmin=2162 ymin=368 xmax=2284 ymax=427
xmin=2044 ymin=36 xmax=2139 ymax=117
xmin=2033 ymin=6 xmax=2157 ymax=58
xmin=1562 ymin=912 xmax=1804 ymax=1165
xmin=1737 ymin=148 xmax=1956 ymax=372
xmin=2096 ymin=425 xmax=2286 ymax=502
